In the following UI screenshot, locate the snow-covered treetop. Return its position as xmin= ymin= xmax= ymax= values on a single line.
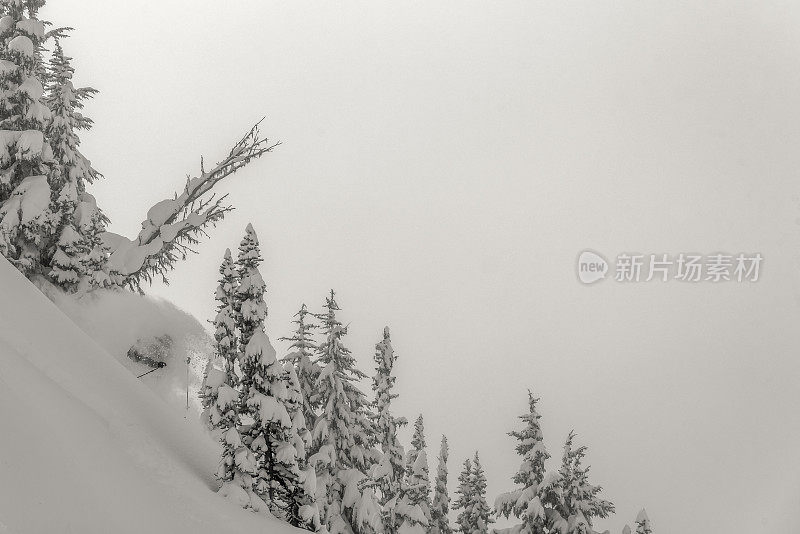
xmin=557 ymin=431 xmax=615 ymax=528
xmin=315 ymin=290 xmax=367 ymax=381
xmin=237 ymin=223 xmax=262 ymax=270
xmin=279 ymin=302 xmax=320 ymax=429
xmin=509 ymin=390 xmax=549 ymax=488
xmin=281 ymin=303 xmax=317 ymax=355
xmin=435 ymin=435 xmax=448 ymax=478
xmin=634 ymin=508 xmax=651 ymax=534
xmin=373 ymin=325 xmax=399 ymax=416
xmin=411 ymin=414 xmax=426 ymax=451
xmin=216 ymin=248 xmax=237 ymax=296
xmin=235 ymin=225 xmax=267 ymax=328
xmin=471 ymin=452 xmax=487 ymax=490
xmin=453 ymin=456 xmax=472 ymax=510
xmin=46 ymin=35 xmax=100 ymax=193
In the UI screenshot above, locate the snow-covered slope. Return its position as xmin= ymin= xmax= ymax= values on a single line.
xmin=0 ymin=257 xmax=295 ymax=534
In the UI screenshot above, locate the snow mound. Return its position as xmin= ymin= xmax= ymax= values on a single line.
xmin=0 ymin=256 xmax=300 ymax=534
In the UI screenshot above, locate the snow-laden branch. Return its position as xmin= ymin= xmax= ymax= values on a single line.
xmin=102 ymin=120 xmax=279 ymax=291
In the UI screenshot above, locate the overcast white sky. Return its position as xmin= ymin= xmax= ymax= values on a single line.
xmin=45 ymin=1 xmax=800 ymax=533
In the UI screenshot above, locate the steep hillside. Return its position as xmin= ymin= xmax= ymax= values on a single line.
xmin=0 ymin=256 xmax=296 ymax=534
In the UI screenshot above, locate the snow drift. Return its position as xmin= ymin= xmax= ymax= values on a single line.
xmin=0 ymin=256 xmax=296 ymax=534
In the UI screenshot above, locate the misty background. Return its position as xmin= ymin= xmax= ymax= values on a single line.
xmin=44 ymin=2 xmax=800 ymax=533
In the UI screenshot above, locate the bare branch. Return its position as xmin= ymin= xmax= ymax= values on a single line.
xmin=104 ymin=120 xmax=278 ymax=290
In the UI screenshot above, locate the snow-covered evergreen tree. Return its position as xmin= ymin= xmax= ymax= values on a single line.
xmin=495 ymin=391 xmax=550 ymax=534
xmin=467 ymin=453 xmax=494 ymax=534
xmin=430 ymin=435 xmax=451 ymax=534
xmin=0 ymin=0 xmax=59 ymax=274
xmin=370 ymin=326 xmax=407 ymax=534
xmin=453 ymin=458 xmax=473 ymax=534
xmin=234 ymin=223 xmax=267 ymax=392
xmin=622 ymin=525 xmax=631 ymax=534
xmin=310 ymin=290 xmax=381 ymax=534
xmin=228 ymin=223 xmax=302 ymax=518
xmin=201 ymin=248 xmax=239 ymax=431
xmin=242 ymin=326 xmax=300 ymax=519
xmin=45 ymin=37 xmax=99 ymax=193
xmin=552 ymin=432 xmax=614 ymax=534
xmin=284 ymin=361 xmax=324 ymax=532
xmin=216 ymin=226 xmax=266 ymax=511
xmin=44 ymin=35 xmax=106 ymax=290
xmin=397 ymin=414 xmax=431 ymax=534
xmin=453 ymin=454 xmax=493 ymax=534
xmin=280 ymin=303 xmax=321 ymax=431
xmin=634 ymin=509 xmax=651 ymax=534
xmin=214 ymin=248 xmax=239 ymax=387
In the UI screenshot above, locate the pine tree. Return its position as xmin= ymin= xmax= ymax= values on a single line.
xmin=243 ymin=326 xmax=300 ymax=519
xmin=216 ymin=225 xmax=262 ymax=511
xmin=280 ymin=303 xmax=321 ymax=431
xmin=370 ymin=326 xmax=407 ymax=534
xmin=215 ymin=234 xmax=259 ymax=508
xmin=214 ymin=248 xmax=239 ymax=387
xmin=430 ymin=435 xmax=451 ymax=534
xmin=44 ymin=35 xmax=105 ymax=289
xmin=397 ymin=414 xmax=431 ymax=534
xmin=45 ymin=37 xmax=99 ymax=192
xmin=467 ymin=453 xmax=494 ymax=534
xmin=553 ymin=432 xmax=614 ymax=534
xmin=310 ymin=290 xmax=381 ymax=534
xmin=229 ymin=223 xmax=302 ymax=517
xmin=0 ymin=0 xmax=59 ymax=274
xmin=284 ymin=361 xmax=323 ymax=531
xmin=634 ymin=509 xmax=651 ymax=534
xmin=202 ymin=249 xmax=238 ymax=431
xmin=234 ymin=223 xmax=267 ymax=393
xmin=495 ymin=391 xmax=550 ymax=534
xmin=453 ymin=458 xmax=473 ymax=534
